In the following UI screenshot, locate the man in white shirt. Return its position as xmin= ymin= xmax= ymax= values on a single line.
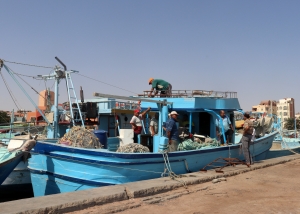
xmin=216 ymin=110 xmax=233 ymax=146
xmin=130 ymin=107 xmax=151 ymax=143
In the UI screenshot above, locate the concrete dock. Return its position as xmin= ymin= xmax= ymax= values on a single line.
xmin=1 ymin=155 xmax=300 ymax=214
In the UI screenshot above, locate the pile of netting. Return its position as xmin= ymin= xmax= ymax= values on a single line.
xmin=57 ymin=126 xmax=102 ymax=149
xmin=177 ymin=138 xmax=219 ymax=151
xmin=116 ymin=143 xmax=150 ymax=153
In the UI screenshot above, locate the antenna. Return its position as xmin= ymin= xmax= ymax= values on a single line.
xmin=55 ymin=56 xmax=67 ymax=71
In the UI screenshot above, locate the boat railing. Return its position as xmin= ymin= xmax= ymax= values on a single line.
xmin=97 ymin=100 xmax=140 ymax=111
xmin=138 ymin=90 xmax=237 ymax=98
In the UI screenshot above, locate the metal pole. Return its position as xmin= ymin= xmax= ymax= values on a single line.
xmin=189 ymin=112 xmax=192 ymax=133
xmin=53 ymin=76 xmax=60 ymax=138
xmin=271 ymin=101 xmax=272 ymax=118
xmin=295 ymin=116 xmax=297 ymax=138
xmin=9 ymin=109 xmax=14 ymax=139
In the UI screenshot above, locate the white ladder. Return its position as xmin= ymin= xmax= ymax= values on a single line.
xmin=65 ymin=72 xmax=85 ymax=128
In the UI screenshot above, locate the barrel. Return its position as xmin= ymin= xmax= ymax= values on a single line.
xmin=93 ymin=130 xmax=108 ymax=149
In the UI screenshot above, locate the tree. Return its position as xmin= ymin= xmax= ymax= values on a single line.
xmin=284 ymin=118 xmax=300 ymax=130
xmin=0 ymin=111 xmax=10 ymax=124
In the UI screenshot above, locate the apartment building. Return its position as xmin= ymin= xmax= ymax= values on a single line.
xmin=252 ymin=100 xmax=277 ymax=115
xmin=277 ymin=98 xmax=295 ymax=122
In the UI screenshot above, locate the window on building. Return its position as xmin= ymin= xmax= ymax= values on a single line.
xmin=280 ymin=107 xmax=282 ymax=110
xmin=284 ymin=112 xmax=288 ymax=116
xmin=265 ymin=107 xmax=269 ymax=111
xmin=284 ymin=118 xmax=287 ymax=121
xmin=283 ymin=106 xmax=288 ymax=110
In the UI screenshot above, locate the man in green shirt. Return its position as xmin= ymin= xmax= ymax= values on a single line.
xmin=148 ymin=78 xmax=172 ymax=97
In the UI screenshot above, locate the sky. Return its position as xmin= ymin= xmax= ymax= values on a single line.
xmin=1 ymin=0 xmax=300 ymax=112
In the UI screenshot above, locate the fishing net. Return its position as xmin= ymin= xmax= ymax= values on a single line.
xmin=57 ymin=126 xmax=102 ymax=149
xmin=177 ymin=138 xmax=219 ymax=151
xmin=117 ymin=143 xmax=150 ymax=153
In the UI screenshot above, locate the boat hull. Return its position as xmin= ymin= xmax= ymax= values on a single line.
xmin=28 ymin=132 xmax=277 ymax=197
xmin=2 ymin=161 xmax=31 ymax=185
xmin=0 ymin=151 xmax=23 ymax=185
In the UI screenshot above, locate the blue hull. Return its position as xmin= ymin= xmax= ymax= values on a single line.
xmin=0 ymin=152 xmax=23 ymax=185
xmin=28 ymin=132 xmax=277 ymax=197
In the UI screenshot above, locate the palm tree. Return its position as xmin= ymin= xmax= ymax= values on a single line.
xmin=0 ymin=111 xmax=10 ymax=124
xmin=284 ymin=118 xmax=300 ymax=130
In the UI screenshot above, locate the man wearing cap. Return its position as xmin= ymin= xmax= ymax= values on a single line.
xmin=166 ymin=111 xmax=179 ymax=152
xmin=148 ymin=78 xmax=172 ymax=97
xmin=130 ymin=107 xmax=151 ymax=143
xmin=241 ymin=113 xmax=254 ymax=167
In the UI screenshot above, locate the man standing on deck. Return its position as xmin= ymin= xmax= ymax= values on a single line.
xmin=149 ymin=113 xmax=159 ymax=136
xmin=130 ymin=107 xmax=151 ymax=143
xmin=241 ymin=113 xmax=254 ymax=167
xmin=148 ymin=78 xmax=172 ymax=97
xmin=216 ymin=110 xmax=233 ymax=146
xmin=166 ymin=111 xmax=179 ymax=152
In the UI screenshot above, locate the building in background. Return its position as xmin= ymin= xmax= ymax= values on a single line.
xmin=277 ymin=98 xmax=295 ymax=122
xmin=26 ymin=89 xmax=54 ymax=124
xmin=252 ymin=100 xmax=277 ymax=115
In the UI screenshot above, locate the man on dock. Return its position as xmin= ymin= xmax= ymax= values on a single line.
xmin=216 ymin=110 xmax=233 ymax=146
xmin=166 ymin=111 xmax=179 ymax=152
xmin=242 ymin=113 xmax=254 ymax=166
xmin=130 ymin=107 xmax=151 ymax=143
xmin=148 ymin=78 xmax=172 ymax=97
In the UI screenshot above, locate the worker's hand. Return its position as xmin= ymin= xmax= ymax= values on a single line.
xmin=147 ymin=107 xmax=151 ymax=110
xmin=168 ymin=140 xmax=172 ymax=145
xmin=151 ymin=132 xmax=155 ymax=137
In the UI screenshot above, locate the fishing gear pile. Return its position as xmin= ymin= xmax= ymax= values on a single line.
xmin=177 ymin=138 xmax=219 ymax=151
xmin=117 ymin=143 xmax=150 ymax=153
xmin=57 ymin=126 xmax=102 ymax=149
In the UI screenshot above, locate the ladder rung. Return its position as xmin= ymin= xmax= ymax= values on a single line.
xmin=70 ymin=97 xmax=76 ymax=99
xmin=68 ymin=87 xmax=74 ymax=90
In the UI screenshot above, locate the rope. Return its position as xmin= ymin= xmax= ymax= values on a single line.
xmin=5 ymin=65 xmax=48 ymax=102
xmin=76 ymin=73 xmax=138 ymax=95
xmin=0 ymin=68 xmax=20 ymax=110
xmin=161 ymin=149 xmax=187 ymax=188
xmin=3 ymin=60 xmax=54 ymax=69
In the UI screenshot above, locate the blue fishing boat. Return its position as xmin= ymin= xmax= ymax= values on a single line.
xmin=0 ymin=59 xmax=278 ymax=197
xmin=28 ymin=91 xmax=277 ymax=197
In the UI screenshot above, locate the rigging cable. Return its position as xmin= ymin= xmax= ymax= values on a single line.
xmin=3 ymin=60 xmax=54 ymax=69
xmin=6 ymin=65 xmax=47 ymax=101
xmin=0 ymin=66 xmax=20 ymax=110
xmin=76 ymin=73 xmax=138 ymax=95
xmin=4 ymin=59 xmax=139 ymax=95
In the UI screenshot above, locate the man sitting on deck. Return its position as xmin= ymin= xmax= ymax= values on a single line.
xmin=148 ymin=78 xmax=172 ymax=97
xmin=216 ymin=110 xmax=233 ymax=146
